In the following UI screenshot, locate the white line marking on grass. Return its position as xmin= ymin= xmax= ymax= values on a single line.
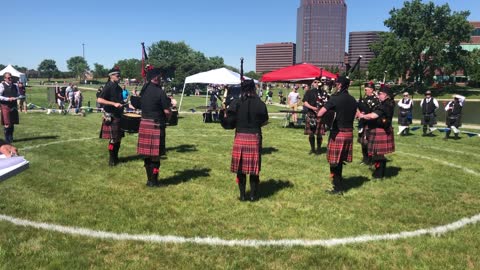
xmin=4 ymin=137 xmax=479 ymax=247
xmin=0 ymin=213 xmax=479 ymax=247
xmin=397 ymin=143 xmax=480 ymax=159
xmin=397 ymin=151 xmax=480 ymax=176
xmin=20 ymin=137 xmax=97 ymax=151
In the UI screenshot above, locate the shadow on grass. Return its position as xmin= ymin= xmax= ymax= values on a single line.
xmin=119 ymin=155 xmax=144 ymax=163
xmin=342 ymin=176 xmax=370 ymax=192
xmin=261 ymin=147 xmax=279 ymax=155
xmin=258 ymin=179 xmax=294 ymax=199
xmin=166 ymin=144 xmax=197 ymax=153
xmin=385 ymin=166 xmax=401 ymax=178
xmin=14 ymin=135 xmax=59 ymax=142
xmin=161 ymin=167 xmax=211 ymax=186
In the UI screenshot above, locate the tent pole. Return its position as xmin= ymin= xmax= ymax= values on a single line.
xmin=178 ymin=83 xmax=187 ymax=112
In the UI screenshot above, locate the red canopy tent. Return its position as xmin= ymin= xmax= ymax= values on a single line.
xmin=260 ymin=63 xmax=338 ymax=82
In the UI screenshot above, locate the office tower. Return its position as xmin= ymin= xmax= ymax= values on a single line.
xmin=348 ymin=31 xmax=382 ymax=70
xmin=296 ymin=0 xmax=347 ymax=67
xmin=256 ymin=42 xmax=296 ymax=73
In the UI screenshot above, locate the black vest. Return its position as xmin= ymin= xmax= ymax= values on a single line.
xmin=1 ymin=83 xmax=17 ymax=105
xmin=422 ymin=98 xmax=436 ymax=114
xmin=451 ymin=101 xmax=462 ymax=116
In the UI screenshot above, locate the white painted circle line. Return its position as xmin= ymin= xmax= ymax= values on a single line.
xmin=2 ymin=138 xmax=478 ymax=247
xmin=0 ymin=213 xmax=479 ymax=247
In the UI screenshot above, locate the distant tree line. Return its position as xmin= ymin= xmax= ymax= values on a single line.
xmin=367 ymin=0 xmax=480 ymax=87
xmin=2 ymin=40 xmax=260 ymax=90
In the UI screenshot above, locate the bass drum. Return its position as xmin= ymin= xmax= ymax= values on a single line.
xmin=121 ymin=113 xmax=141 ymax=133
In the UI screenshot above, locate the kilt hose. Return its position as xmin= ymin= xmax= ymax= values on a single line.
xmin=137 ymin=119 xmax=162 ymax=157
xmin=304 ymin=112 xmax=326 ymax=136
xmin=231 ymin=133 xmax=262 ymax=176
xmin=327 ymin=128 xmax=353 ymax=165
xmin=367 ymin=127 xmax=395 ymax=156
xmin=100 ymin=117 xmax=124 ymax=142
xmin=1 ymin=104 xmax=19 ymax=126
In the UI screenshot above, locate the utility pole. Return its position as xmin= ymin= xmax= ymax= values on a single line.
xmin=82 ymin=43 xmax=85 ymax=59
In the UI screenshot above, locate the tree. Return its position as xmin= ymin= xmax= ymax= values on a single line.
xmin=93 ymin=63 xmax=108 ymax=78
xmin=370 ymin=0 xmax=472 ymax=86
xmin=465 ymin=49 xmax=480 ymax=83
xmin=147 ymin=41 xmax=226 ymax=89
xmin=38 ymin=59 xmax=59 ymax=81
xmin=113 ymin=59 xmax=142 ymax=80
xmin=66 ymin=56 xmax=89 ymax=79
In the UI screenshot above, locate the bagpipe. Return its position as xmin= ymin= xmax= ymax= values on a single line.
xmin=220 ymin=57 xmax=244 ymax=130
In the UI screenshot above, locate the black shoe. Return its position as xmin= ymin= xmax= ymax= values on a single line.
xmin=315 ymin=149 xmax=322 ymax=155
xmin=146 ymin=180 xmax=160 ymax=187
xmin=309 ymin=150 xmax=315 ymax=155
xmin=109 ymin=157 xmax=117 ymax=166
xmin=325 ymin=189 xmax=343 ymax=195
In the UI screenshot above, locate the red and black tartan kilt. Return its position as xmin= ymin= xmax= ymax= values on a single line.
xmin=304 ymin=113 xmax=325 ymax=135
xmin=1 ymin=104 xmax=19 ymax=126
xmin=327 ymin=128 xmax=353 ymax=165
xmin=100 ymin=117 xmax=124 ymax=141
xmin=137 ymin=119 xmax=162 ymax=157
xmin=230 ymin=133 xmax=262 ymax=175
xmin=367 ymin=127 xmax=395 ymax=156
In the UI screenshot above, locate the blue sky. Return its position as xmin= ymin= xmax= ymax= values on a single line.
xmin=2 ymin=0 xmax=479 ymax=72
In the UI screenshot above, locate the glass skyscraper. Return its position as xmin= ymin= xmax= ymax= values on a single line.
xmin=296 ymin=0 xmax=347 ymax=67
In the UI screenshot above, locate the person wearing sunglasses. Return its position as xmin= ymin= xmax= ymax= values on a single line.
xmin=0 ymin=72 xmax=20 ymax=143
xmin=420 ymin=90 xmax=439 ymax=136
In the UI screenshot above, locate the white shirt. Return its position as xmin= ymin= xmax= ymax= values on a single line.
xmin=288 ymin=91 xmax=299 ymax=104
xmin=397 ymin=98 xmax=413 ymax=109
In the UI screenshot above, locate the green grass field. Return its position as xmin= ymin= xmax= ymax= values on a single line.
xmin=0 ymin=100 xmax=479 ymax=268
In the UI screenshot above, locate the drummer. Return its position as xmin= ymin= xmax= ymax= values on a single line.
xmin=137 ymin=68 xmax=171 ymax=187
xmin=97 ymin=67 xmax=124 ymax=166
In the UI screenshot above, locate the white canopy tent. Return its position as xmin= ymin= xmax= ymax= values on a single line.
xmin=178 ymin=67 xmax=256 ymax=112
xmin=0 ymin=64 xmax=27 ymax=83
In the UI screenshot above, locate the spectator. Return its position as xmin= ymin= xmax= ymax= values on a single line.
xmin=287 ymin=86 xmax=300 ymax=125
xmin=56 ymin=83 xmax=66 ymax=110
xmin=266 ymin=87 xmax=273 ymax=104
xmin=17 ymin=81 xmax=27 ymax=113
xmin=96 ymin=86 xmax=103 ymax=112
xmin=122 ymin=84 xmax=129 ymax=102
xmin=0 ymin=72 xmax=20 ymax=143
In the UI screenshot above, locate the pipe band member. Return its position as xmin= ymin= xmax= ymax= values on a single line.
xmin=420 ymin=90 xmax=439 ymax=136
xmin=360 ymin=86 xmax=395 ymax=179
xmin=97 ymin=67 xmax=124 ymax=166
xmin=444 ymin=94 xmax=465 ymax=140
xmin=357 ymin=82 xmax=379 ymax=165
xmin=229 ymin=79 xmax=268 ymax=201
xmin=397 ymin=91 xmax=413 ymax=136
xmin=0 ymin=72 xmax=20 ymax=144
xmin=303 ymin=77 xmax=330 ymax=155
xmin=137 ymin=68 xmax=171 ymax=187
xmin=317 ymin=76 xmax=358 ymax=195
